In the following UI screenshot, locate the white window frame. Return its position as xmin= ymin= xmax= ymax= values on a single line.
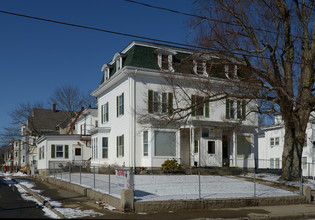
xmin=105 ymin=68 xmax=110 ymax=81
xmin=56 ymin=145 xmax=64 ymax=158
xmin=116 ymin=57 xmax=122 ymax=72
xmin=102 ymin=137 xmax=108 ymax=159
xmin=118 ymin=94 xmax=123 ymax=116
xmin=102 ymin=102 xmax=109 ymax=123
xmin=225 ymin=64 xmax=238 ymax=79
xmin=275 ymin=158 xmax=280 ymax=168
xmin=270 ymin=158 xmax=274 ymax=168
xmin=92 ymin=137 xmax=98 ymax=159
xmin=117 ymin=135 xmax=123 ymax=157
xmin=156 ymin=48 xmax=176 ymax=72
xmin=154 ymin=131 xmax=176 ymax=157
xmin=193 ymin=60 xmax=207 ymax=76
xmin=270 ymin=138 xmax=275 ymax=147
xmin=143 ymin=131 xmax=148 ymax=156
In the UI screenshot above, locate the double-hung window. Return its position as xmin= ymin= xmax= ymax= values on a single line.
xmin=156 ymin=48 xmax=176 ymax=72
xmin=226 ymin=98 xmax=246 ymax=120
xmin=270 ymin=138 xmax=275 ymax=147
xmin=143 ymin=131 xmax=148 ymax=156
xmin=102 ymin=137 xmax=108 ymax=158
xmin=117 ymin=135 xmax=124 ymax=157
xmin=51 ymin=145 xmax=68 ymax=159
xmin=148 ymin=90 xmax=173 ymax=114
xmin=117 ymin=93 xmax=124 ymax=117
xmin=191 ymin=95 xmax=209 ymax=118
xmin=193 ymin=60 xmax=206 ymax=75
xmin=101 ymin=102 xmax=109 ymax=123
xmin=92 ymin=137 xmax=98 ymax=159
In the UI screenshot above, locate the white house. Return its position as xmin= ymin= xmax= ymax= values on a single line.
xmin=36 ymin=134 xmax=91 ymax=175
xmin=258 ymin=115 xmax=315 ymax=177
xmin=90 ymin=41 xmax=258 ymax=169
xmin=74 ymin=108 xmax=98 ymax=145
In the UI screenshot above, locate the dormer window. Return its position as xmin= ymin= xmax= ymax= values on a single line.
xmin=225 ymin=64 xmax=238 ymax=79
xmin=116 ymin=57 xmax=122 ymax=72
xmin=156 ymin=48 xmax=176 ymax=72
xmin=105 ymin=68 xmax=110 ymax=81
xmin=161 ymin=54 xmax=169 ymax=70
xmin=101 ymin=64 xmax=112 ymax=82
xmin=112 ymin=53 xmax=124 ymax=73
xmin=193 ymin=60 xmax=207 ymax=75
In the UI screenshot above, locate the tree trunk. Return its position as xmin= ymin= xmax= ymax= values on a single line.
xmin=281 ymin=123 xmax=304 ymax=181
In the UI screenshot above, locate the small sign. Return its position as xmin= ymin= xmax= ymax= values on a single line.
xmin=115 ymin=169 xmax=131 ymax=189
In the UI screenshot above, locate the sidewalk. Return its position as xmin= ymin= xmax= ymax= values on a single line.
xmin=13 ymin=175 xmax=315 ymax=219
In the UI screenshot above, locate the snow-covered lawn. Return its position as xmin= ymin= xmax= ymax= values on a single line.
xmin=51 ymin=172 xmax=299 ymax=201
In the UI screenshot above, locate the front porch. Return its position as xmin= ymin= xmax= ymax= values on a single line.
xmin=179 ymin=124 xmax=256 ymax=169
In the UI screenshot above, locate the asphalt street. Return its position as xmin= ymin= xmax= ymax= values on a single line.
xmin=0 ymin=176 xmax=46 ymax=218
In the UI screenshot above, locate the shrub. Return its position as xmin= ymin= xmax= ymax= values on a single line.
xmin=161 ymin=158 xmax=182 ymax=173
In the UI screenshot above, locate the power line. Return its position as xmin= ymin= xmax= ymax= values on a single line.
xmin=0 ymin=10 xmax=193 ymax=50
xmin=0 ymin=9 xmax=309 ymax=65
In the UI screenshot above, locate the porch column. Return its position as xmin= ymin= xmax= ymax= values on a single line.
xmin=190 ymin=126 xmax=195 ymax=167
xmin=231 ymin=130 xmax=237 ymax=167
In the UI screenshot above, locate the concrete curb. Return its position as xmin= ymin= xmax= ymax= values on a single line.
xmin=17 ymin=182 xmax=65 ymax=218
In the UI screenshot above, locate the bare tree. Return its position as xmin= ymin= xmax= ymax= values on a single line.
xmin=49 ymin=85 xmax=83 ymax=113
xmin=186 ymin=0 xmax=315 ymax=180
xmin=0 ymin=101 xmax=46 ymax=143
xmin=49 ymin=85 xmax=97 ymax=113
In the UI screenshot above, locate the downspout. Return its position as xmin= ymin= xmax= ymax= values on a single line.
xmin=133 ymin=69 xmax=138 ymax=170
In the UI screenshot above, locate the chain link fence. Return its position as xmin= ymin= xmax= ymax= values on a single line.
xmin=47 ymin=161 xmax=308 ymax=201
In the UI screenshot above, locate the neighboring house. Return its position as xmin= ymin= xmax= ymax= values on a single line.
xmin=90 ymin=41 xmax=258 ymax=169
xmin=4 ymin=143 xmax=13 ymax=169
xmin=36 ymin=108 xmax=95 ymax=175
xmin=12 ymin=139 xmax=24 ymax=170
xmin=258 ymin=115 xmax=315 ymax=176
xmin=74 ymin=108 xmax=98 ymax=147
xmin=37 ymin=134 xmax=91 ymax=176
xmin=21 ymin=105 xmax=69 ymax=173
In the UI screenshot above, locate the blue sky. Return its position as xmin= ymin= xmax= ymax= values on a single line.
xmin=0 ymin=0 xmax=194 ymax=130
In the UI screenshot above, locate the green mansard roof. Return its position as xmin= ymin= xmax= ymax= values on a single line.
xmin=99 ymin=41 xmax=251 ymax=84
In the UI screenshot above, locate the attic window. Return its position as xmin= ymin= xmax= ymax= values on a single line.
xmin=193 ymin=60 xmax=206 ymax=75
xmin=116 ymin=57 xmax=122 ymax=72
xmin=225 ymin=64 xmax=238 ymax=79
xmin=156 ymin=48 xmax=176 ymax=72
xmin=101 ymin=64 xmax=112 ymax=82
xmin=105 ymin=68 xmax=110 ymax=81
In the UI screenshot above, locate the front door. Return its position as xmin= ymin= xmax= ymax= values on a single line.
xmin=73 ymin=146 xmax=83 ymax=163
xmin=202 ymin=139 xmax=219 ymax=166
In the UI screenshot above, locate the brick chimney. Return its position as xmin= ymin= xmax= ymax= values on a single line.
xmin=53 ymin=104 xmax=57 ymax=112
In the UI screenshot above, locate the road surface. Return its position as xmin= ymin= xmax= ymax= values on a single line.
xmin=0 ymin=176 xmax=46 ymax=218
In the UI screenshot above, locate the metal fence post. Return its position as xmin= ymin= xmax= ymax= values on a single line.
xmin=130 ymin=167 xmax=134 ymax=191
xmin=254 ymin=170 xmax=256 ymax=198
xmin=54 ymin=163 xmax=56 ymax=178
xmin=108 ymin=165 xmax=111 ymax=194
xmin=80 ymin=165 xmax=82 ymax=185
xmin=93 ymin=166 xmax=96 ymax=189
xmin=61 ymin=171 xmax=62 ymax=180
xmin=198 ymin=170 xmax=201 ymax=200
xmin=300 ymin=169 xmax=303 ymax=195
xmin=69 ymin=163 xmax=71 ymax=183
